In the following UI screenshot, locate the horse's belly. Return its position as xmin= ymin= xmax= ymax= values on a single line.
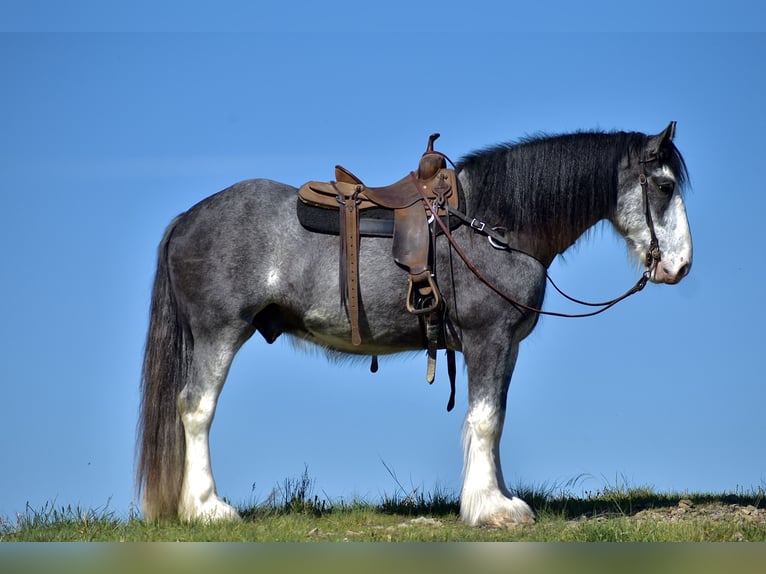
xmin=298 ymin=306 xmax=426 ymax=356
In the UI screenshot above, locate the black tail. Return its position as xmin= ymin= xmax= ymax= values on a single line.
xmin=136 ymin=217 xmax=190 ymax=520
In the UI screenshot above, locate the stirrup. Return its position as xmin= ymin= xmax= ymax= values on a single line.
xmin=405 ymin=274 xmax=441 ymax=315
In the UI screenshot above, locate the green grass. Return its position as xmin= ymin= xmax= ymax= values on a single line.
xmin=3 ymin=472 xmax=765 ymax=542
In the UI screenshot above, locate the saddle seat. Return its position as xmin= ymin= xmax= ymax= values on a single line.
xmin=297 ymin=134 xmax=459 ymax=348
xmin=302 ymin=160 xmax=457 ymax=212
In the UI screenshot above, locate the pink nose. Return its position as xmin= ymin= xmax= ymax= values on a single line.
xmin=654 ymin=259 xmax=691 ymax=284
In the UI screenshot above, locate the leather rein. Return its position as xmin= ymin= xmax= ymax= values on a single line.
xmin=414 ymin=153 xmax=662 ymax=319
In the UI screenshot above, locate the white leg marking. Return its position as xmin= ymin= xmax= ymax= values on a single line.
xmin=460 ymin=399 xmax=534 ymax=527
xmin=178 ymin=382 xmax=241 ymax=522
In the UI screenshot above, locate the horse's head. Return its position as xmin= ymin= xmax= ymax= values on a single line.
xmin=613 ymin=122 xmax=692 ymax=285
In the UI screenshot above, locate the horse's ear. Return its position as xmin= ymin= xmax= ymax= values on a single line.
xmin=663 ymin=121 xmax=677 ymax=142
xmin=647 ymin=121 xmax=677 ymax=157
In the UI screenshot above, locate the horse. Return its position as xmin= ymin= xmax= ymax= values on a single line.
xmin=137 ymin=122 xmax=692 ymax=526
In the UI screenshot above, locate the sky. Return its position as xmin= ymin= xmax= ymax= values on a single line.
xmin=1 ymin=4 xmax=764 ymax=521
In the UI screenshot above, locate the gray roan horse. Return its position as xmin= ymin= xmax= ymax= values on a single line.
xmin=137 ymin=122 xmax=692 ymax=526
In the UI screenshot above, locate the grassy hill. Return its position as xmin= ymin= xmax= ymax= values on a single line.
xmin=3 ymin=473 xmax=764 ymax=542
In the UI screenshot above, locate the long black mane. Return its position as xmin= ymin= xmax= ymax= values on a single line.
xmin=457 ymin=131 xmax=688 ymax=248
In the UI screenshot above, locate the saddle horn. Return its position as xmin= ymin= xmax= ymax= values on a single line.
xmin=419 ymin=133 xmax=446 ymax=179
xmin=426 ymin=133 xmax=440 ymax=152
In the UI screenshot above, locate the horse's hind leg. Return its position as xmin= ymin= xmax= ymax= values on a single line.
xmin=460 ymin=341 xmax=535 ymax=527
xmin=177 ymin=330 xmax=247 ymax=522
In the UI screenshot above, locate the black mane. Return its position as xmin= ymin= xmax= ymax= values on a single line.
xmin=456 ymin=130 xmax=688 ymax=247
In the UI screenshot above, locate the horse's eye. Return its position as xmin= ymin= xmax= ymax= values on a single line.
xmin=657 ymin=181 xmax=675 ymax=195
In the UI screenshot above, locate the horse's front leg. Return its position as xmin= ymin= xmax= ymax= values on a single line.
xmin=460 ymin=339 xmax=535 ymax=527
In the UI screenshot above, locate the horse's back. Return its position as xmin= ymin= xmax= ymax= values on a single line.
xmin=174 ymin=178 xmax=298 ymax=232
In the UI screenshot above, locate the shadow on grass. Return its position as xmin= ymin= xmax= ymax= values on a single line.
xmin=524 ymin=488 xmax=765 ymax=520
xmin=238 ymin=467 xmax=765 ymax=522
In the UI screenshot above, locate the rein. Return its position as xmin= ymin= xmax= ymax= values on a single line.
xmin=413 ymin=156 xmax=662 ymax=319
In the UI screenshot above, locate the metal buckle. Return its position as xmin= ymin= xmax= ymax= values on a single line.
xmin=470 ymin=218 xmax=486 ymax=232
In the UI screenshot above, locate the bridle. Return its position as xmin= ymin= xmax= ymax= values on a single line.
xmin=415 ymin=151 xmax=664 ymax=319
xmin=639 ymin=155 xmax=663 ymax=272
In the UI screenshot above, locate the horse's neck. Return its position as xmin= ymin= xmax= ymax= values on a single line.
xmin=541 ymin=209 xmax=608 ymax=264
xmin=461 ymin=171 xmax=608 ymax=267
xmin=506 ymin=225 xmax=601 ymax=268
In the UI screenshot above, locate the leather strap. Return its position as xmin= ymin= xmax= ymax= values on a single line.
xmin=337 ymin=184 xmax=362 ymax=345
xmin=446 ymin=349 xmax=456 ymax=412
xmin=423 ymin=191 xmax=652 ymax=319
xmin=425 ymin=310 xmax=441 ymax=384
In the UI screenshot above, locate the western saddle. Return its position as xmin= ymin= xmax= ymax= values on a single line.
xmin=298 ymin=134 xmax=459 ymax=409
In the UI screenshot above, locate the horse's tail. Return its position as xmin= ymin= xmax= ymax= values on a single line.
xmin=136 ymin=217 xmax=189 ymax=521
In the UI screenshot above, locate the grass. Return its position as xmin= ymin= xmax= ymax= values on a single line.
xmin=2 ymin=470 xmax=765 ymax=542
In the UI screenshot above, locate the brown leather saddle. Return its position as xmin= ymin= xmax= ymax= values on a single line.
xmin=297 ymin=133 xmax=459 ymax=410
xmin=298 ymin=134 xmax=458 ymax=346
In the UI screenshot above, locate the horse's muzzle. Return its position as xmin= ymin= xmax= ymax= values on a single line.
xmin=652 ymin=258 xmax=691 ymax=285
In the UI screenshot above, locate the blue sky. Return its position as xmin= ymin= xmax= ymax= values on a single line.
xmin=1 ymin=5 xmax=764 ymax=520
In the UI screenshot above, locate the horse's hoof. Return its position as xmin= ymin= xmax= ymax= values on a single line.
xmin=461 ymin=494 xmax=536 ymax=527
xmin=485 ymin=508 xmax=536 ymax=528
xmin=180 ymin=497 xmax=242 ymax=523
